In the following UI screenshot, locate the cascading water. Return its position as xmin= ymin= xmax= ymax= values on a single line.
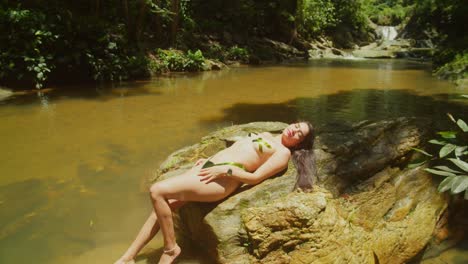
xmin=376 ymin=26 xmax=398 ymax=41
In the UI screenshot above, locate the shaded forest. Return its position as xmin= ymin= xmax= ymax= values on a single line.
xmin=0 ymin=0 xmax=466 ymax=89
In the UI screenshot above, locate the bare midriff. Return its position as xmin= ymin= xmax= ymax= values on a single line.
xmin=208 ymin=132 xmax=278 ymax=173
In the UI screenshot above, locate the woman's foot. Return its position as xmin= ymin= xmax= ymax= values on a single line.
xmin=113 ymin=257 xmax=135 ymax=264
xmin=158 ymin=244 xmax=181 ymax=264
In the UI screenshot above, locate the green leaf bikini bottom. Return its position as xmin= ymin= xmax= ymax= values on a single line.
xmin=200 ymin=134 xmax=272 ymax=172
xmin=202 ymin=160 xmax=247 ymax=171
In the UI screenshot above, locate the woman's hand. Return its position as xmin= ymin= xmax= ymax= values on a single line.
xmin=198 ymin=165 xmax=229 ymax=184
xmin=195 ymin=158 xmax=207 ymax=166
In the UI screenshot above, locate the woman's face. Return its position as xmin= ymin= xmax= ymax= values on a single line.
xmin=281 ymin=122 xmax=310 ymax=148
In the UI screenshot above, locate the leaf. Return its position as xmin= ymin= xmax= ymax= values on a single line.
xmin=451 ymin=176 xmax=468 ymax=194
xmin=448 ymin=158 xmax=468 ymax=172
xmin=408 ymin=160 xmax=426 ymax=168
xmin=455 ymin=146 xmax=468 ymax=157
xmin=425 ymin=168 xmax=457 ymax=177
xmin=429 ymin=139 xmax=447 ymax=145
xmin=433 ymin=166 xmax=462 ymax=174
xmin=461 ymin=95 xmax=468 ymax=99
xmin=437 ymin=131 xmax=457 ymax=139
xmin=439 ymin=144 xmax=457 ymax=158
xmin=447 ymin=113 xmax=456 ymax=123
xmin=411 ymin=147 xmax=433 ymax=157
xmin=108 ymin=42 xmax=117 ymax=50
xmin=438 ymin=176 xmax=455 ymax=192
xmin=457 ymin=119 xmax=468 ymax=132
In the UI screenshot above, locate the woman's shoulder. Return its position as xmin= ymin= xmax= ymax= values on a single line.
xmin=258 ymin=131 xmax=275 ymax=139
xmin=248 ymin=131 xmax=271 ymax=137
xmin=277 ymin=145 xmax=291 ymax=156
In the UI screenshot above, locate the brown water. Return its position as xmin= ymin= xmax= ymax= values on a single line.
xmin=1 ymin=59 xmax=467 ymax=264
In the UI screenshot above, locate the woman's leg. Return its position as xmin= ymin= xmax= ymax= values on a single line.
xmin=114 ymin=199 xmax=186 ymax=264
xmin=149 ymin=171 xmax=240 ymax=264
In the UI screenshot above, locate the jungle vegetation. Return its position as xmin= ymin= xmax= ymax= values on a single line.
xmin=0 ymin=0 xmax=466 ymax=89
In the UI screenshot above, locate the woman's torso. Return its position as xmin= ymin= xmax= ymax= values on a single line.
xmin=209 ymin=132 xmax=284 ymax=172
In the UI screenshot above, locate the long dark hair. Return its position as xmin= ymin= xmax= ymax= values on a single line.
xmin=291 ymin=121 xmax=316 ymax=191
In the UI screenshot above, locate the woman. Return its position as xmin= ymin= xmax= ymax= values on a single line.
xmin=115 ymin=122 xmax=316 ymax=264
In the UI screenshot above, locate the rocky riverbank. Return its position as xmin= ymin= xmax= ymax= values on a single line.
xmin=152 ymin=118 xmax=464 ymax=264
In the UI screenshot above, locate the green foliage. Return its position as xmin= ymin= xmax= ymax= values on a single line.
xmin=408 ymin=0 xmax=467 ymax=83
xmin=331 ymin=0 xmax=369 ymax=31
xmin=0 ymin=1 xmax=171 ymax=88
xmin=0 ymin=7 xmax=57 ymax=88
xmin=152 ymin=49 xmax=205 ymax=72
xmin=201 ymin=44 xmax=249 ymax=63
xmin=411 ymin=0 xmax=467 ymax=48
xmin=410 ymin=107 xmax=468 ymax=199
xmin=434 ymin=51 xmax=468 ymax=83
xmin=189 ymin=0 xmax=297 ymax=40
xmin=204 ymin=43 xmax=227 ymax=61
xmin=362 ymin=0 xmax=413 ymax=26
xmin=300 ymin=0 xmax=337 ymax=35
xmin=1 ymin=0 xmax=464 ymax=88
xmin=185 ymin=50 xmax=205 ymax=71
xmin=86 ymin=34 xmax=125 ymax=81
xmin=227 ymin=46 xmax=250 ymax=62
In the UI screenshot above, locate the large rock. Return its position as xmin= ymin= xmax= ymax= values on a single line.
xmin=307 ymin=38 xmax=350 ymax=60
xmin=352 ymin=39 xmax=434 ymax=59
xmin=153 ymin=118 xmax=447 ymax=263
xmin=248 ymin=38 xmax=307 ymax=62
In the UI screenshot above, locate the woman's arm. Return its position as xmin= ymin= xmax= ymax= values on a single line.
xmin=198 ymin=149 xmax=291 ymax=185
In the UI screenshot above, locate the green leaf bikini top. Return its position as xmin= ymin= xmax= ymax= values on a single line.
xmin=200 ymin=133 xmax=273 ymax=172
xmin=249 ymin=132 xmax=272 ymax=153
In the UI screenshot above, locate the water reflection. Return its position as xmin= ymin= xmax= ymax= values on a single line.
xmin=200 ymin=89 xmax=468 ymax=133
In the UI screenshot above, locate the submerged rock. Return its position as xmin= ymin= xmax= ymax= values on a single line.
xmin=153 ymin=118 xmax=447 ymax=263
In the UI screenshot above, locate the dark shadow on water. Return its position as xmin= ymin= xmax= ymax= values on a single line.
xmin=0 ymin=70 xmax=229 ymax=107
xmin=0 ymin=82 xmax=164 ymax=107
xmin=199 ymin=89 xmax=468 ymax=132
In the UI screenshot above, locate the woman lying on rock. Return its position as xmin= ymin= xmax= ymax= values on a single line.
xmin=114 ymin=122 xmax=316 ymax=264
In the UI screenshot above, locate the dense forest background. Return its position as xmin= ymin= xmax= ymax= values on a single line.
xmin=0 ymin=0 xmax=466 ymax=89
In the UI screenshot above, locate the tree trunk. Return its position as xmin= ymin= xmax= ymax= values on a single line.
xmin=170 ymin=0 xmax=180 ymax=46
xmin=154 ymin=0 xmax=163 ymax=43
xmin=122 ymin=0 xmax=132 ymax=40
xmin=289 ymin=0 xmax=302 ymax=44
xmin=135 ymin=0 xmax=149 ymax=43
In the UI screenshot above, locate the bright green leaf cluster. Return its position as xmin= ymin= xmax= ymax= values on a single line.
xmin=410 ymin=101 xmax=468 ymax=199
xmin=152 ymin=49 xmax=205 ymax=73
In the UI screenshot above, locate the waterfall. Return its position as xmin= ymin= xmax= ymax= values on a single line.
xmin=376 ymin=26 xmax=398 ymax=41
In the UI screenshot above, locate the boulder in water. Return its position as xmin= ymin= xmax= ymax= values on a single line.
xmin=154 ymin=118 xmax=447 ymax=263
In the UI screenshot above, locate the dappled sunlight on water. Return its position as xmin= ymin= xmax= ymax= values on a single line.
xmin=1 ymin=59 xmax=466 ymax=263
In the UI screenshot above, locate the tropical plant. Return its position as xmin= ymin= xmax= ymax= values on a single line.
xmin=0 ymin=8 xmax=57 ymax=88
xmin=184 ymin=49 xmax=205 ymax=71
xmin=411 ymin=96 xmax=468 ymax=199
xmin=227 ymin=46 xmax=250 ymax=62
xmin=154 ymin=48 xmax=205 ymax=72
